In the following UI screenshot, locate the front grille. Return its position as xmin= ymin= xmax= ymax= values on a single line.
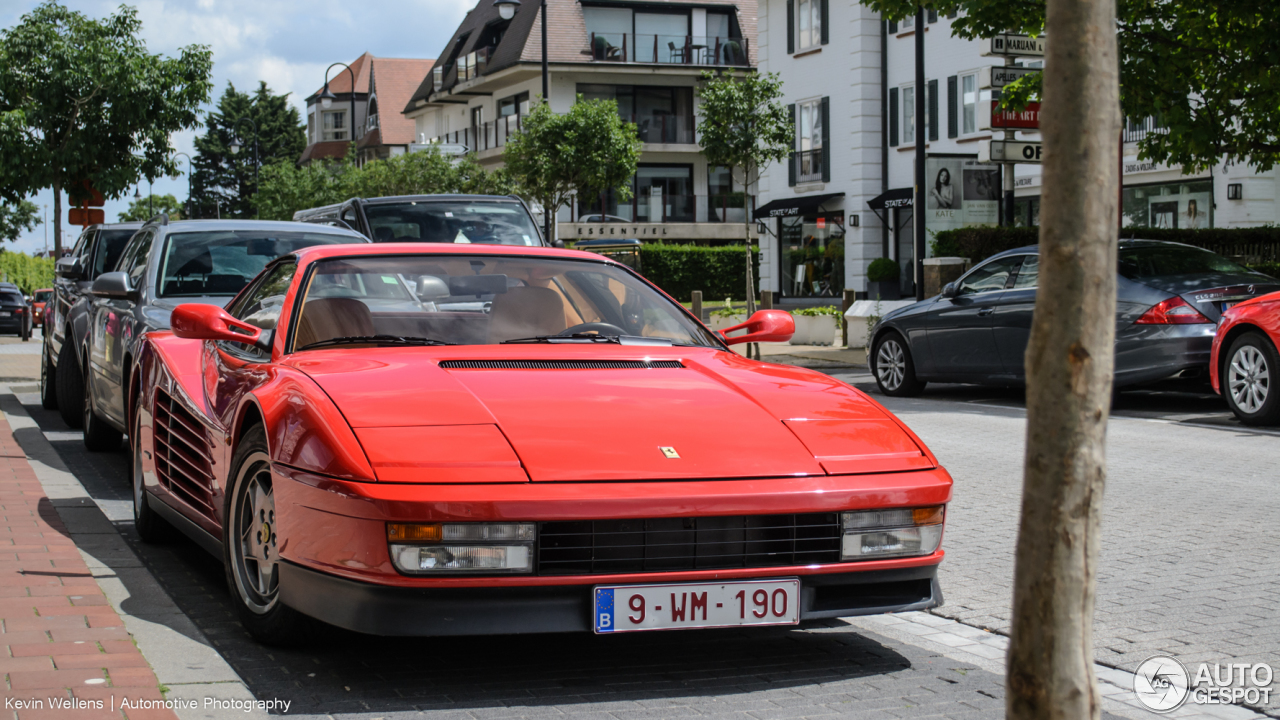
xmin=538 ymin=514 xmax=842 ymax=575
xmin=441 ymin=360 xmax=684 ymax=370
xmin=152 ymin=390 xmax=216 ymax=516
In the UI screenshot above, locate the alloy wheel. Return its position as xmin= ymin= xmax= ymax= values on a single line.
xmin=1228 ymin=345 xmax=1270 ymax=414
xmin=876 ymin=339 xmax=906 ymax=392
xmin=232 ymin=455 xmax=279 ymax=614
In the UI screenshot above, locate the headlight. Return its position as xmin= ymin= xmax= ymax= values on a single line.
xmin=387 ymin=523 xmax=535 ymax=574
xmin=840 ymin=506 xmax=944 ymax=560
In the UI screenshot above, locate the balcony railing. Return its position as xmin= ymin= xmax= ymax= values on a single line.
xmin=1123 ymin=116 xmax=1168 ymax=144
xmin=456 ymin=47 xmax=493 ymax=83
xmin=796 ymin=149 xmax=823 ymax=184
xmin=589 ymin=34 xmax=750 ymax=66
xmin=427 ymin=112 xmax=696 ymax=151
xmin=577 ymin=194 xmax=755 ymax=224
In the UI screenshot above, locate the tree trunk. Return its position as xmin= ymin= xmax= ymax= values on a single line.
xmin=52 ymin=179 xmax=63 ymax=258
xmin=1006 ymin=0 xmax=1120 ymax=717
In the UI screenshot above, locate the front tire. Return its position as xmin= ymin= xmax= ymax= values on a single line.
xmin=872 ymin=331 xmax=926 ymax=397
xmin=83 ymin=366 xmax=123 ymax=452
xmin=56 ymin=340 xmax=84 ymax=428
xmin=224 ymin=424 xmax=308 ymax=645
xmin=1223 ymin=332 xmax=1280 ymax=425
xmin=132 ymin=392 xmax=173 ymax=543
xmin=40 ymin=342 xmax=58 ymax=410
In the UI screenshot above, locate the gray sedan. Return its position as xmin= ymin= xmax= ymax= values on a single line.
xmin=870 ymin=239 xmax=1279 ymax=396
xmin=80 ymin=218 xmax=367 ymax=451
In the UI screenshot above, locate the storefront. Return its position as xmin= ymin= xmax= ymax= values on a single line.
xmin=867 ymin=187 xmax=915 ymax=297
xmin=753 ymin=193 xmax=845 ymax=299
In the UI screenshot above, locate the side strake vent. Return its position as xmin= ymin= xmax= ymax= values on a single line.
xmin=440 ymin=360 xmax=684 ymax=370
xmin=153 ymin=389 xmax=216 ymax=517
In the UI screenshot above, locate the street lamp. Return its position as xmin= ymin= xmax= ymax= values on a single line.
xmin=320 ymin=62 xmax=357 ymax=145
xmin=230 ymin=116 xmax=260 ymax=218
xmin=493 ymin=0 xmax=519 ymax=20
xmin=172 ymin=152 xmax=193 ymax=219
xmin=491 ymin=0 xmax=550 ymax=243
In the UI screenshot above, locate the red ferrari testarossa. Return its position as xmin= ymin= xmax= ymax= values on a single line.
xmin=130 ymin=243 xmax=952 ymax=643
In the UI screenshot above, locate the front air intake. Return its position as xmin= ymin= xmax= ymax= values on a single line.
xmin=439 ymin=360 xmax=684 ymax=370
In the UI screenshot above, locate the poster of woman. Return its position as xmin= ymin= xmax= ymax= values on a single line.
xmin=929 ymin=167 xmax=956 ymax=209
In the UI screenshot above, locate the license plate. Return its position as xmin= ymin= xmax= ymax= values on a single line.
xmin=594 ymin=578 xmax=800 ymax=633
xmin=0 ymin=311 xmax=9 ymax=317
xmin=1221 ymin=301 xmax=1239 ymax=313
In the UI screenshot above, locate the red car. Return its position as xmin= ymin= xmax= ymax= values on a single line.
xmin=32 ymin=288 xmax=52 ymax=329
xmin=1212 ymin=289 xmax=1280 ymax=424
xmin=130 ymin=244 xmax=952 ymax=644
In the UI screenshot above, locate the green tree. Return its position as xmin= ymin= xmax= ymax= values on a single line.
xmin=0 ymin=200 xmax=40 ymax=242
xmin=503 ymin=98 xmax=642 ymax=244
xmin=696 ymin=71 xmax=792 ymax=338
xmin=0 ymin=252 xmax=54 ymax=294
xmin=866 ymin=0 xmax=1280 ymax=173
xmin=118 ymin=193 xmax=185 ymax=222
xmin=190 ymin=82 xmax=306 ymax=218
xmin=0 ymin=2 xmax=212 ymax=256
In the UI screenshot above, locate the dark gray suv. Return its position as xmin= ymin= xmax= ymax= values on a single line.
xmin=78 ymin=217 xmax=367 ymax=451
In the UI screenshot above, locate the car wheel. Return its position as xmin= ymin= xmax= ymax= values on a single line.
xmin=872 ymin=331 xmax=926 ymax=397
xmin=132 ymin=392 xmax=173 ymax=543
xmin=224 ymin=424 xmax=308 ymax=645
xmin=1223 ymin=332 xmax=1280 ymax=426
xmin=55 ymin=340 xmax=85 ymax=428
xmin=83 ymin=368 xmax=123 ymax=452
xmin=40 ymin=343 xmax=58 ymax=410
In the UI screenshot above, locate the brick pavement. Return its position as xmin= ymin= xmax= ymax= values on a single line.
xmin=0 ymin=406 xmax=176 ymax=718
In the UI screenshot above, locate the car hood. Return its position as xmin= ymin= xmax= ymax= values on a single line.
xmin=284 ymin=347 xmax=934 ymax=482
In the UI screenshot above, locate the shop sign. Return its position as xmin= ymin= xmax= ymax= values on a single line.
xmin=983 ymin=34 xmax=1046 ymax=57
xmin=979 ymin=101 xmax=1041 ymax=130
xmin=561 ymin=222 xmax=757 ymax=241
xmin=924 ymin=157 xmax=1002 ymax=234
xmin=979 ymin=65 xmax=1039 ymax=89
xmin=979 ymin=140 xmax=1043 ymax=163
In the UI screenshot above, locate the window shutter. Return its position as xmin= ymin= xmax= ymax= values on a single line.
xmin=888 ymin=19 xmax=897 ymax=33
xmin=947 ymin=75 xmax=958 ymax=138
xmin=947 ymin=11 xmax=957 ymax=19
xmin=927 ymin=9 xmax=938 ymax=23
xmin=788 ymin=103 xmax=797 ymax=186
xmin=820 ymin=97 xmax=831 ymax=183
xmin=786 ymin=0 xmax=795 ymax=54
xmin=889 ymin=88 xmax=899 ymax=147
xmin=820 ymin=0 xmax=829 ymax=45
xmin=927 ymin=78 xmax=939 ymax=142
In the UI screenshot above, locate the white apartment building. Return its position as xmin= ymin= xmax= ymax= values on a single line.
xmin=756 ymin=4 xmax=1280 ymax=302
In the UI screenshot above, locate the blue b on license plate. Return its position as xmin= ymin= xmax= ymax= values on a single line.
xmin=594 ymin=578 xmax=800 ymax=633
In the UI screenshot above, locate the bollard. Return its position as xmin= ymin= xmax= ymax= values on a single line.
xmin=761 ymin=291 xmax=773 ymax=310
xmin=691 ymin=290 xmax=703 ymax=323
xmin=842 ymin=289 xmax=856 ymax=347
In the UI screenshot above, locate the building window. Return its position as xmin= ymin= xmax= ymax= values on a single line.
xmin=498 ymin=91 xmax=530 ymax=118
xmin=307 ymin=112 xmax=316 ymax=144
xmin=578 ymin=164 xmax=694 ymax=222
xmin=961 ymin=73 xmax=977 ymax=134
xmin=797 ymin=0 xmax=821 ymax=50
xmin=902 ymin=86 xmax=915 ymax=142
xmin=1122 ymin=180 xmax=1212 ymax=229
xmin=322 ymin=111 xmax=347 ymax=141
xmin=578 ymin=84 xmax=694 ymax=143
xmin=796 ymin=98 xmax=823 ymax=183
xmin=900 ymin=15 xmax=915 ymax=31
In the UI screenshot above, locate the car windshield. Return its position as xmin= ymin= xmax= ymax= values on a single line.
xmin=1118 ymin=246 xmax=1253 ymax=280
xmin=158 ymin=230 xmax=354 ymax=298
xmin=34 ymin=291 xmax=52 ymax=303
xmin=0 ymin=292 xmax=23 ymax=304
xmin=292 ymin=255 xmax=719 ymax=350
xmin=94 ymin=229 xmax=137 ymax=276
xmin=363 ymin=202 xmax=541 ymax=246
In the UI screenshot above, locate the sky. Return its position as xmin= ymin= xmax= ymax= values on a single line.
xmin=2 ymin=0 xmax=468 ymax=256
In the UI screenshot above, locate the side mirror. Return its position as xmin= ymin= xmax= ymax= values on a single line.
xmin=90 ymin=272 xmax=138 ymax=301
xmin=416 ymin=275 xmax=451 ymax=301
xmin=941 ymin=282 xmax=960 ymax=299
xmin=718 ymin=309 xmax=795 ymax=346
xmin=55 ymin=256 xmax=83 ymax=281
xmin=171 ymin=304 xmax=272 ymax=353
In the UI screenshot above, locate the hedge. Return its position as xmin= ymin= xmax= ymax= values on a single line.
xmin=932 ymin=226 xmax=1280 ymax=274
xmin=0 ymin=253 xmax=55 ymax=295
xmin=638 ymin=244 xmax=760 ymax=302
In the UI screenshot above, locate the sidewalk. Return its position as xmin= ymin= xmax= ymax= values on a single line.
xmin=0 ymin=409 xmax=175 ymax=719
xmin=733 ymin=342 xmax=868 ymax=369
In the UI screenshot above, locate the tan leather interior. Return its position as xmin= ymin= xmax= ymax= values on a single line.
xmin=295 ymin=297 xmax=376 ymax=349
xmin=488 ymin=286 xmax=568 ymax=342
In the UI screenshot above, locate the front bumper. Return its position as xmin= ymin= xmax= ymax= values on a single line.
xmin=278 ymin=560 xmax=943 ymax=636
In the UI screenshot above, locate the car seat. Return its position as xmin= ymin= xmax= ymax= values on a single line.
xmin=487 ymin=286 xmax=567 ymax=342
xmin=294 ymin=297 xmax=376 ymax=349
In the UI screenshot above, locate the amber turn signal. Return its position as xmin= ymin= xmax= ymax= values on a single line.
xmin=387 ymin=523 xmax=443 ymax=542
xmin=911 ymin=506 xmax=945 ymax=526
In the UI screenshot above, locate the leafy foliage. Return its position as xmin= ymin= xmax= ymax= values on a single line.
xmin=861 ymin=1 xmax=1280 ymax=173
xmin=190 ymin=82 xmax=306 ymax=218
xmin=867 ymin=257 xmax=901 ymax=283
xmin=255 ymin=147 xmax=517 ymax=221
xmin=790 ymin=305 xmax=843 ymax=317
xmin=503 ymin=98 xmax=642 ymax=235
xmin=0 ymin=2 xmax=212 ymax=253
xmin=0 ymin=252 xmax=54 ymax=294
xmin=0 ymin=200 xmax=40 ymax=242
xmin=636 ymin=244 xmax=760 ymax=302
xmin=118 ymin=193 xmax=185 ymax=222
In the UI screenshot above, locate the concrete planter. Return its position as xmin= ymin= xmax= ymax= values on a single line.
xmin=790 ymin=314 xmax=839 ymax=346
xmin=708 ymin=314 xmax=746 ymax=332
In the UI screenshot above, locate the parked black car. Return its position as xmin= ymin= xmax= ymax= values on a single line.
xmin=0 ymin=283 xmax=32 ymax=341
xmin=869 ymin=239 xmax=1280 ymax=396
xmin=292 ymin=195 xmax=553 ymax=246
xmin=43 ymin=222 xmax=143 ymax=419
xmin=80 ymin=217 xmax=367 ymax=451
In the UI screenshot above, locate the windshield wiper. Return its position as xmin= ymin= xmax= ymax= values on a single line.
xmin=501 ymin=333 xmax=620 ymax=344
xmin=298 ymin=335 xmax=456 ymax=351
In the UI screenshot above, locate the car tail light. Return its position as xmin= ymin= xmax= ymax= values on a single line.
xmin=1134 ymin=296 xmax=1211 ymax=325
xmin=387 ymin=522 xmax=536 ymax=574
xmin=840 ymin=505 xmax=944 ymax=560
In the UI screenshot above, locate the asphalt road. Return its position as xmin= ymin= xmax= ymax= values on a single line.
xmin=4 ymin=351 xmax=1275 ymax=719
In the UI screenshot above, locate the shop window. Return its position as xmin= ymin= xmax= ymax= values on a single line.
xmin=780 ymin=214 xmax=844 ymax=298
xmin=1122 ymin=180 xmax=1212 ymax=229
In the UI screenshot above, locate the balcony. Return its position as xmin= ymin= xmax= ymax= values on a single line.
xmin=1123 ymin=116 xmax=1168 ymax=144
xmin=795 ymin=149 xmax=823 ymax=184
xmin=457 ymin=47 xmax=492 ymax=82
xmin=577 ymin=194 xmax=755 ymax=224
xmin=427 ymin=111 xmax=695 ymax=153
xmin=588 ymin=34 xmax=750 ymax=66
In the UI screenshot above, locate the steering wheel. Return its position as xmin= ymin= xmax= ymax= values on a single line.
xmin=558 ymin=322 xmax=627 ymax=336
